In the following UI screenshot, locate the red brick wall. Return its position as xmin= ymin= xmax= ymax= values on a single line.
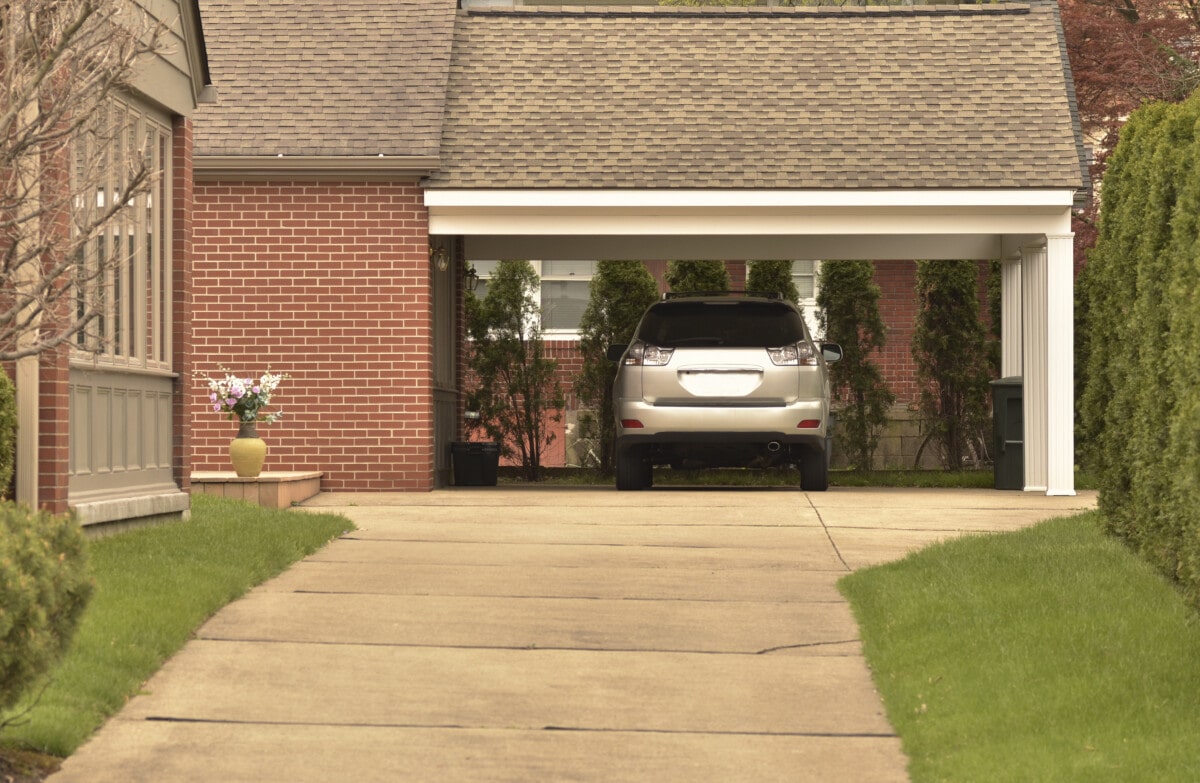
xmin=38 ymin=343 xmax=70 ymax=512
xmin=34 ymin=138 xmax=74 ymax=512
xmin=872 ymin=260 xmax=995 ymax=408
xmin=873 ymin=260 xmax=921 ymax=406
xmin=191 ymin=180 xmax=435 ymax=491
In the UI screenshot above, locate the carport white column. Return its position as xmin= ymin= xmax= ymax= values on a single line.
xmin=1020 ymin=237 xmax=1075 ymax=496
xmin=1021 ymin=244 xmax=1047 ymax=492
xmin=1044 ymin=234 xmax=1076 ymax=496
xmin=1000 ymin=255 xmax=1022 ymax=378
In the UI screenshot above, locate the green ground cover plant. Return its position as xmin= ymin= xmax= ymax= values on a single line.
xmin=840 ymin=511 xmax=1200 ymax=782
xmin=0 ymin=495 xmax=353 ymax=760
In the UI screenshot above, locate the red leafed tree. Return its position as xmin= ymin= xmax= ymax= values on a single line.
xmin=1061 ymin=0 xmax=1200 ymax=261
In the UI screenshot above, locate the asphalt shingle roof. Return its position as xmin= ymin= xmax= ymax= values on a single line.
xmin=194 ymin=0 xmax=456 ymax=158
xmin=429 ymin=3 xmax=1086 ymax=190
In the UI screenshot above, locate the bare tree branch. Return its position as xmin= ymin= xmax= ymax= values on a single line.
xmin=1 ymin=0 xmax=168 ymax=361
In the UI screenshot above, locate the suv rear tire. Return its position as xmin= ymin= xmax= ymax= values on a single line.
xmin=616 ymin=445 xmax=649 ymax=491
xmin=799 ymin=448 xmax=829 ymax=492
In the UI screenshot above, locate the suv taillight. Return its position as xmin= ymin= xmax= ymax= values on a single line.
xmin=624 ymin=340 xmax=675 ymax=367
xmin=767 ymin=342 xmax=818 ymax=367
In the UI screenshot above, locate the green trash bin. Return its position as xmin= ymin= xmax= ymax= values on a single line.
xmin=990 ymin=377 xmax=1023 ymax=490
xmin=450 ymin=442 xmax=500 ymax=486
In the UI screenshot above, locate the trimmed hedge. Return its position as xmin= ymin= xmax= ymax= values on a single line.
xmin=1078 ymin=91 xmax=1200 ymax=610
xmin=0 ymin=503 xmax=94 ymax=714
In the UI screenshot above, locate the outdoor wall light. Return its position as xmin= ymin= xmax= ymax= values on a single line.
xmin=464 ymin=261 xmax=480 ymax=292
xmin=430 ymin=243 xmax=450 ymax=272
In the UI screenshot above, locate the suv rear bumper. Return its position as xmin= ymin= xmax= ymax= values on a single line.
xmin=614 ymin=399 xmax=829 ymax=439
xmin=616 ymin=430 xmax=827 ymax=449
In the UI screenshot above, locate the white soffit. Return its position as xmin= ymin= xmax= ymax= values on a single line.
xmin=425 ymin=189 xmax=1077 ymax=237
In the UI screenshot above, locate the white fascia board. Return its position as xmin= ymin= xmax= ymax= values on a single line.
xmin=427 ymin=189 xmax=1076 ymax=238
xmin=423 ymin=189 xmax=1078 ymax=210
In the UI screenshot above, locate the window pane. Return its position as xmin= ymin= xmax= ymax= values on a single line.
xmin=541 ymin=280 xmax=590 ymax=330
xmin=542 ymin=260 xmax=595 ymax=277
xmin=792 ymin=260 xmax=816 ymax=300
xmin=473 ymin=260 xmax=501 ymax=277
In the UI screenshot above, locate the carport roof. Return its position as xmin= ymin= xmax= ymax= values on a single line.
xmin=428 ymin=3 xmax=1088 ymax=192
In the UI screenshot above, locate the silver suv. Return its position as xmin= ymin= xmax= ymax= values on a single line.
xmin=608 ymin=293 xmax=841 ymax=491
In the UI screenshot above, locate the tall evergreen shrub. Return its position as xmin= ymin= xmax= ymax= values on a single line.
xmin=1162 ymin=108 xmax=1200 ymax=606
xmin=1082 ymin=91 xmax=1200 ymax=609
xmin=1077 ymin=103 xmax=1172 ymax=528
xmin=986 ymin=261 xmax=1002 ymax=376
xmin=465 ymin=260 xmax=565 ymax=481
xmin=576 ymin=261 xmax=659 ymax=473
xmin=745 ymin=260 xmax=800 ymax=304
xmin=816 ymin=260 xmax=894 ymax=469
xmin=911 ymin=260 xmax=993 ymax=469
xmin=664 ymin=260 xmax=729 ymax=294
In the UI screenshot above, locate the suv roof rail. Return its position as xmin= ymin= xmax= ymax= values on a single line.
xmin=661 ymin=290 xmax=784 ymax=301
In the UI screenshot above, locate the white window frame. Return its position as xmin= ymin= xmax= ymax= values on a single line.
xmin=70 ymin=97 xmax=173 ymax=373
xmin=792 ymin=260 xmax=823 ymax=339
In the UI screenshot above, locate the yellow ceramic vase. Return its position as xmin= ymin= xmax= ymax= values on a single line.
xmin=230 ymin=421 xmax=267 ymax=478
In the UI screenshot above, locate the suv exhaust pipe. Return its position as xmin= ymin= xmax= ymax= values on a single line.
xmin=766 ymin=441 xmax=782 ymax=453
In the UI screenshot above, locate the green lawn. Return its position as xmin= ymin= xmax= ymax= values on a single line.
xmin=839 ymin=511 xmax=1200 ymax=781
xmin=0 ymin=494 xmax=353 ymax=758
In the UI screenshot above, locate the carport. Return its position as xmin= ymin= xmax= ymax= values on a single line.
xmin=426 ymin=2 xmax=1087 ymax=496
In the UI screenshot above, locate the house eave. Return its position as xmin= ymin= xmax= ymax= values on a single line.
xmin=425 ymin=188 xmax=1079 ymax=239
xmin=424 ymin=188 xmax=1080 ymax=210
xmin=196 ymin=155 xmax=441 ymax=181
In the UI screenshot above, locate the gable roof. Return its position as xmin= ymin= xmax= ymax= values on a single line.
xmin=194 ymin=0 xmax=456 ymax=160
xmin=428 ymin=3 xmax=1087 ymax=191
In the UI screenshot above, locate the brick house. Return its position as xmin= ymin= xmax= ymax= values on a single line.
xmin=192 ymin=0 xmax=1087 ymax=495
xmin=7 ymin=1 xmax=212 ymax=527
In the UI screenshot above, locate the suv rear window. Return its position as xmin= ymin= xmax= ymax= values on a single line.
xmin=636 ymin=300 xmax=807 ymax=348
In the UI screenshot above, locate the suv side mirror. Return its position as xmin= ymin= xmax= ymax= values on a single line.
xmin=606 ymin=344 xmax=628 ymax=362
xmin=821 ymin=343 xmax=843 ymax=363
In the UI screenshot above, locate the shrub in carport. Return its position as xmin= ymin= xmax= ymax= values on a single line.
xmin=576 ymin=261 xmax=659 ymax=474
xmin=465 ymin=260 xmax=565 ymax=481
xmin=746 ymin=260 xmax=800 ymax=305
xmin=665 ymin=260 xmax=729 ymax=294
xmin=817 ymin=260 xmax=894 ymax=470
xmin=911 ymin=260 xmax=992 ymax=470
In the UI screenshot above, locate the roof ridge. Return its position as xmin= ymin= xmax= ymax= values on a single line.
xmin=466 ymin=3 xmax=1031 ymax=17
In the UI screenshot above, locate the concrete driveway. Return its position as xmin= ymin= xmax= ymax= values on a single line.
xmin=51 ymin=486 xmax=1096 ymax=783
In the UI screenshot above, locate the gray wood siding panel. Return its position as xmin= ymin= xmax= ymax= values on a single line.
xmin=69 ymin=368 xmax=176 ymax=499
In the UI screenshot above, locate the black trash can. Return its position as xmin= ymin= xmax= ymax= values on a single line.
xmin=450 ymin=441 xmax=500 ymax=486
xmin=990 ymin=377 xmax=1023 ymax=490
